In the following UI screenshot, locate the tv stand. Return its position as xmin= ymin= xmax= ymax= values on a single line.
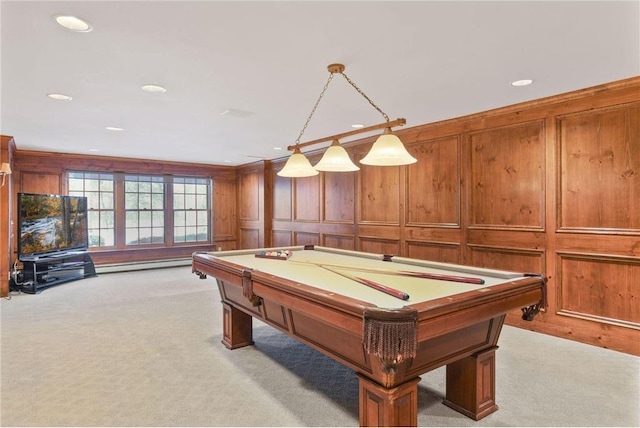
xmin=19 ymin=251 xmax=96 ymax=294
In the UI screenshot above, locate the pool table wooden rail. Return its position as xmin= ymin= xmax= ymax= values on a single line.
xmin=192 ymin=247 xmax=546 ymax=426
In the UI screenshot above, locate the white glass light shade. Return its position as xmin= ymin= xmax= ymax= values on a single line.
xmin=314 ymin=140 xmax=360 ymax=172
xmin=360 ymin=129 xmax=417 ymax=166
xmin=277 ymin=148 xmax=319 ymax=177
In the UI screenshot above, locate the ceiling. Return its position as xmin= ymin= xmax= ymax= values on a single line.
xmin=1 ymin=1 xmax=639 ymax=167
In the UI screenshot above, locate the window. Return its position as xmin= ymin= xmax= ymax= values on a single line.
xmin=67 ymin=172 xmax=211 ymax=249
xmin=125 ymin=175 xmax=165 ymax=245
xmin=68 ymin=172 xmax=115 ymax=247
xmin=173 ymin=177 xmax=210 ymax=243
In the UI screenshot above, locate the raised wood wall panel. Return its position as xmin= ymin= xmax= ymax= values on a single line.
xmin=294 ymin=231 xmax=320 ymax=246
xmin=359 ymin=164 xmax=401 ymax=224
xmin=406 ymin=241 xmax=460 ymax=264
xmin=240 ymin=228 xmax=260 ymax=249
xmin=555 ymin=233 xmax=640 ymax=257
xmin=405 ymin=226 xmax=462 ymax=243
xmin=469 ymin=122 xmax=545 ymax=229
xmin=323 ymin=234 xmax=355 ymax=250
xmin=316 ymin=222 xmax=357 ymax=237
xmin=294 ymin=175 xmax=320 ymax=222
xmin=467 ymin=229 xmax=547 ymax=249
xmin=358 ymin=224 xmax=401 ymax=241
xmin=324 ymin=171 xmax=356 ymax=223
xmin=238 ymin=169 xmax=261 ymax=221
xmin=359 ymin=238 xmax=400 ymax=256
xmin=273 ymin=174 xmax=292 ymax=221
xmin=213 ymin=177 xmax=237 ymax=245
xmin=558 ymin=254 xmax=640 ymax=328
xmin=468 ymin=247 xmax=545 ymax=274
xmin=20 ymin=171 xmax=61 ymax=194
xmin=406 ymin=136 xmax=460 ymax=226
xmin=272 ymin=230 xmax=292 ymax=247
xmin=558 ymin=103 xmax=640 ymax=230
xmin=237 ymin=164 xmax=266 ymax=249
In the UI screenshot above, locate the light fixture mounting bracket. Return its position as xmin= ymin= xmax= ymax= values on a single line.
xmin=327 ymin=63 xmax=346 ymax=74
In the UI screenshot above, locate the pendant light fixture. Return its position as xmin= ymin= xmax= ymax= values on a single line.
xmin=314 ymin=139 xmax=360 ymax=172
xmin=277 ymin=64 xmax=416 ymax=178
xmin=360 ymin=128 xmax=417 ymax=166
xmin=278 ymin=147 xmax=319 ymax=177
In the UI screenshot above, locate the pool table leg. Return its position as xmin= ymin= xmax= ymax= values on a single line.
xmin=443 ymin=346 xmax=499 ymax=420
xmin=357 ymin=373 xmax=421 ymax=427
xmin=221 ymin=302 xmax=254 ymax=349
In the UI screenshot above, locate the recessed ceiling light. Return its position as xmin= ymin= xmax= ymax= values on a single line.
xmin=220 ymin=108 xmax=254 ymax=118
xmin=52 ymin=14 xmax=93 ymax=32
xmin=47 ymin=93 xmax=72 ymax=101
xmin=88 ymin=149 xmax=100 ymax=152
xmin=273 ymin=147 xmax=283 ymax=151
xmin=105 ymin=127 xmax=123 ymax=131
xmin=141 ymin=84 xmax=167 ymax=93
xmin=511 ymin=79 xmax=533 ymax=87
xmin=351 ymin=124 xmax=365 ymax=129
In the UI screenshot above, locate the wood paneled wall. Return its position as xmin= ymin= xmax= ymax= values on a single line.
xmin=237 ymin=76 xmax=640 ymax=356
xmin=1 ymin=136 xmax=16 ymax=297
xmin=5 ymin=150 xmax=238 ymax=270
xmin=237 ymin=163 xmax=269 ymax=249
xmin=3 ymin=77 xmax=638 ymax=354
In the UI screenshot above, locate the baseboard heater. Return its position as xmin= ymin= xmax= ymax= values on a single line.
xmin=96 ymin=258 xmax=192 ymax=274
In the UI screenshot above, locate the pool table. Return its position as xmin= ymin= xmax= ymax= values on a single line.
xmin=192 ymin=245 xmax=545 ymax=427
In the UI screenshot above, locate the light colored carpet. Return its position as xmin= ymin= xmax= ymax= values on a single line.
xmin=1 ymin=267 xmax=638 ymax=427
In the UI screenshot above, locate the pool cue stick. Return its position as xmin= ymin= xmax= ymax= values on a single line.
xmin=355 ymin=276 xmax=410 ymax=301
xmin=319 ymin=265 xmax=410 ymax=301
xmin=390 ymin=269 xmax=485 ymax=285
xmin=288 ymin=259 xmax=485 ymax=285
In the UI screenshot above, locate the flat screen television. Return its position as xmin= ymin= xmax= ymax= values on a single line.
xmin=18 ymin=193 xmax=89 ymax=258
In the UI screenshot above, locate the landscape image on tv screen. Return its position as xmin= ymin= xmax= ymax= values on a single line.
xmin=18 ymin=193 xmax=89 ymax=257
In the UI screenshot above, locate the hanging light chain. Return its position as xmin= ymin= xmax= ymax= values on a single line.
xmin=292 ymin=64 xmax=392 ymax=149
xmin=294 ymin=72 xmax=336 ymax=146
xmin=339 ymin=71 xmax=390 ymax=123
